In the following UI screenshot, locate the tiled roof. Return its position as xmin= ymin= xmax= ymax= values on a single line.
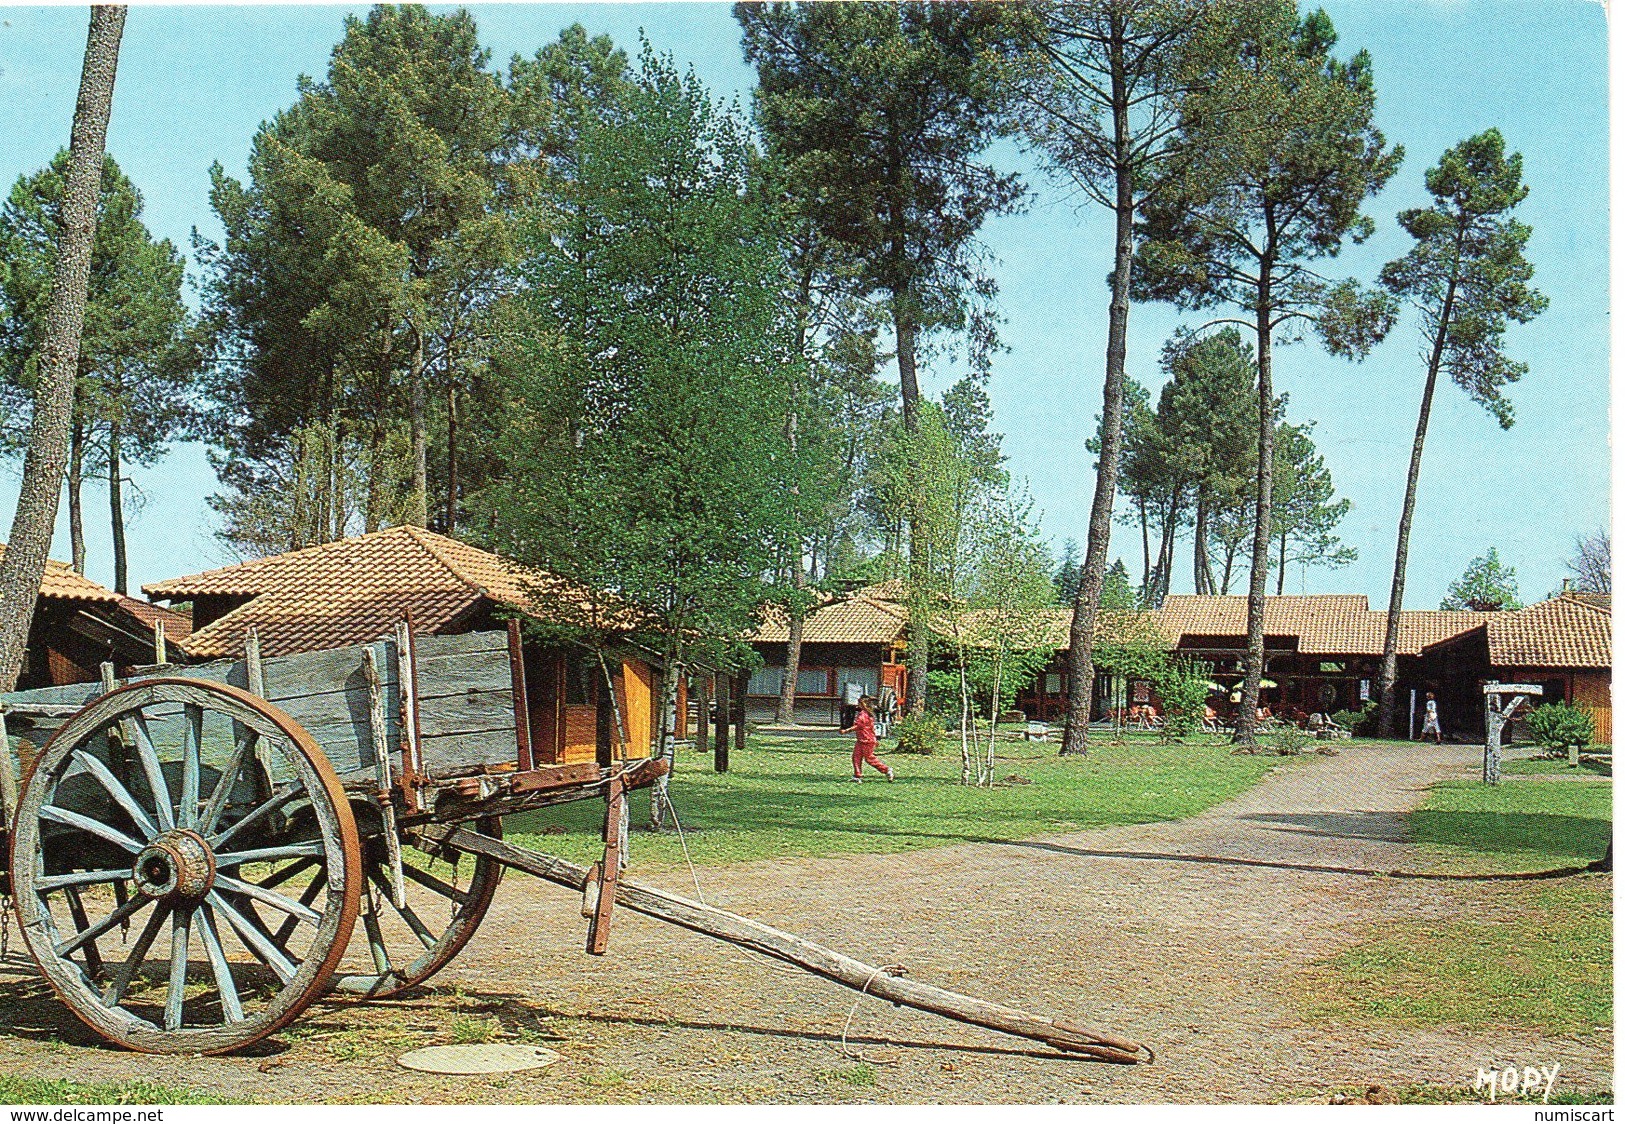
xmin=114 ymin=595 xmax=193 ymax=642
xmin=750 ymin=585 xmax=908 ymax=645
xmin=145 ymin=526 xmax=623 ymax=659
xmin=0 ymin=543 xmax=120 ymax=603
xmin=1156 ymin=595 xmax=1494 ymax=657
xmin=1483 ymin=595 xmax=1612 ymax=669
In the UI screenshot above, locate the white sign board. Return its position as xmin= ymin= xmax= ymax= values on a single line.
xmin=1484 ymin=683 xmax=1544 ymax=695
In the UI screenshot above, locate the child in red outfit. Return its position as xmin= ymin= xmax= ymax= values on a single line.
xmin=841 ymin=696 xmax=893 ymax=782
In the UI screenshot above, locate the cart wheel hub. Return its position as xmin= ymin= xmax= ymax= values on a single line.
xmin=134 ymin=829 xmax=216 ymax=902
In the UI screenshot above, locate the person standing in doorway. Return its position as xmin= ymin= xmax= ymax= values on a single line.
xmin=1419 ymin=691 xmax=1443 ymax=743
xmin=842 ymin=696 xmax=893 ymax=783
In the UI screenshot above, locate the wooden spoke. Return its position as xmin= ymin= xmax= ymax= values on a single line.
xmin=213 ymin=873 xmax=321 ymax=928
xmin=359 ymin=885 xmax=392 ymax=977
xmin=208 ymin=892 xmax=298 ymax=985
xmin=194 ymin=905 xmax=244 ymax=1025
xmin=71 ymin=750 xmax=158 ymax=840
xmin=130 ymin=714 xmax=175 ymax=832
xmin=103 ymin=902 xmax=171 ymax=1007
xmin=179 ymin=704 xmax=203 ymax=830
xmin=36 ymin=867 xmax=134 ymax=892
xmin=272 ymin=872 xmax=327 ymax=947
xmin=400 ymin=860 xmax=469 ymax=905
xmin=213 ymin=841 xmax=326 ymax=867
xmin=197 ymin=728 xmax=257 ymax=836
xmin=368 ymin=868 xmax=435 ymax=948
xmin=164 ymin=907 xmax=192 ymax=1031
xmin=208 ymin=781 xmax=306 ymax=851
xmin=63 ymin=886 xmax=105 ymax=980
xmin=54 ymin=893 xmax=147 ymax=958
xmin=39 ymin=805 xmax=144 ymax=854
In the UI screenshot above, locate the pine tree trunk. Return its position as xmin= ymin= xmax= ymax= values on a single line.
xmin=1378 ymin=266 xmax=1460 ymax=736
xmin=67 ymin=421 xmax=85 ymax=574
xmin=1062 ymin=20 xmax=1132 ymax=757
xmin=713 ymin=673 xmax=731 ymax=773
xmin=1193 ymin=492 xmax=1213 ymax=595
xmin=108 ymin=413 xmax=126 ymax=594
xmin=1276 ymin=526 xmax=1287 ymax=596
xmin=408 ymin=327 xmax=429 ymax=528
xmin=444 ymin=381 xmax=458 ymax=534
xmin=0 ymin=5 xmax=124 ymax=692
xmin=1235 ymin=281 xmax=1276 ymax=747
xmin=694 ymin=673 xmax=711 ymax=754
xmin=895 ymin=304 xmax=930 ymax=716
xmin=776 ymin=562 xmax=806 ymax=724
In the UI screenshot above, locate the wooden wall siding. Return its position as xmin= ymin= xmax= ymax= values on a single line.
xmin=525 ymin=649 xmax=565 ymax=766
xmin=1571 ymin=670 xmax=1612 ymax=744
xmin=562 ymin=703 xmax=598 ymax=764
xmin=622 ymin=659 xmax=653 ymax=757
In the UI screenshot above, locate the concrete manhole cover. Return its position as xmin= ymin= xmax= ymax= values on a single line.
xmin=397 ymin=1044 xmax=562 ymax=1075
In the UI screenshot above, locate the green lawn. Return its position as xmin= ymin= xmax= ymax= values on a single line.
xmin=0 ymin=1076 xmax=240 ymax=1105
xmin=1501 ymin=753 xmax=1611 ymax=777
xmin=1300 ymin=773 xmax=1613 ymax=1039
xmin=1409 ymin=776 xmax=1612 ymax=873
xmin=505 ymin=729 xmax=1292 ymax=867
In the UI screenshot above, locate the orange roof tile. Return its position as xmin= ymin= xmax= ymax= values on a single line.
xmin=114 ymin=595 xmax=192 ymax=642
xmin=1483 ymin=595 xmax=1612 ymax=669
xmin=0 ymin=543 xmax=120 ymax=603
xmin=144 ymin=526 xmax=627 ymax=659
xmin=751 ymin=586 xmax=908 ymax=645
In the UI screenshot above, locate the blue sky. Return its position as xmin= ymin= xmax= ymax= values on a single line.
xmin=0 ymin=1 xmax=1609 ymax=607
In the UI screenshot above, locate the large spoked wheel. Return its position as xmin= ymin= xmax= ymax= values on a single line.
xmin=7 ymin=678 xmax=362 ymax=1054
xmin=332 ymin=816 xmax=503 ymax=999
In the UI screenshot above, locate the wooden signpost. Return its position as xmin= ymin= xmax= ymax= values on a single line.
xmin=1483 ymin=681 xmax=1542 ymax=785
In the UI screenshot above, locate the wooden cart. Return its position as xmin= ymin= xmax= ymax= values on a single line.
xmin=0 ymin=622 xmax=1147 ymax=1063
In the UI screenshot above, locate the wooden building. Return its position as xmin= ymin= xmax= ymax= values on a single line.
xmin=1419 ymin=592 xmax=1613 ymax=741
xmin=144 ymin=526 xmax=666 ymax=764
xmin=746 ymin=583 xmax=909 ymax=725
xmin=3 ymin=544 xmax=191 ymax=689
xmin=1013 ymin=593 xmax=1612 ymax=738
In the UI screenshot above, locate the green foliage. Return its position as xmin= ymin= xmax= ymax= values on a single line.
xmin=1441 ymin=547 xmax=1522 ymax=611
xmin=1154 ymin=658 xmax=1211 ymax=741
xmin=1380 ymin=129 xmax=1548 ymax=431
xmin=1525 ymin=701 xmax=1596 ymax=756
xmin=1330 ymin=701 xmax=1377 ymax=735
xmin=1266 ymin=723 xmax=1314 ymax=756
xmin=892 ymin=712 xmax=946 ymax=755
xmin=480 ymin=41 xmax=800 ymax=670
xmin=0 ymin=1075 xmax=241 ymax=1105
xmin=199 ymin=4 xmax=509 ymax=547
xmin=0 ymin=151 xmax=197 ymax=581
xmin=1272 ymin=420 xmax=1357 ymax=592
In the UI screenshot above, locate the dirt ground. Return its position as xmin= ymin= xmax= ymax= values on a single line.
xmin=0 ymin=740 xmax=1612 ymax=1104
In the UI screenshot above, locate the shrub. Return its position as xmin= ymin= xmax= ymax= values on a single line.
xmin=1524 ymin=701 xmax=1595 ymax=758
xmin=1267 ymin=724 xmax=1313 ymax=756
xmin=892 ymin=712 xmax=946 ymax=755
xmin=1329 ymin=701 xmax=1377 ymax=735
xmin=1154 ymin=657 xmax=1211 ymax=742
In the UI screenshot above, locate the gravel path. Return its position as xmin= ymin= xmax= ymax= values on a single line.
xmin=0 ymin=739 xmax=1611 ymax=1103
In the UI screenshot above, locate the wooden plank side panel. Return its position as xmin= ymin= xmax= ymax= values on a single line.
xmin=562 ymin=704 xmax=597 ymax=764
xmin=622 ymin=659 xmax=653 ymax=760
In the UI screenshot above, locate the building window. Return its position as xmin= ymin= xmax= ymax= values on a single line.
xmin=1319 ymin=661 xmax=1346 ymax=674
xmin=747 ymin=667 xmax=784 ymax=697
xmin=564 ymin=656 xmax=597 ymax=705
xmin=797 ymin=667 xmax=834 ymax=696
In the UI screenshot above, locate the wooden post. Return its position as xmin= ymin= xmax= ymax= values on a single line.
xmin=0 ymin=708 xmax=17 ymax=829
xmin=714 ymin=674 xmax=731 ymax=773
xmin=586 ymin=772 xmax=625 ymax=955
xmin=394 ymin=620 xmax=424 ymax=812
xmin=507 ymin=619 xmax=533 ymax=771
xmin=733 ymin=673 xmax=747 ymax=753
xmin=363 ymin=645 xmax=405 ymax=908
xmin=153 ymin=619 xmax=166 ymax=666
xmin=435 ymin=826 xmax=1149 ymax=1065
xmin=695 ymin=673 xmax=711 ymax=754
xmin=245 ymin=627 xmax=279 ymax=791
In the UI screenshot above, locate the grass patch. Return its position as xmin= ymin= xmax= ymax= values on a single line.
xmin=506 ymin=730 xmax=1291 ymax=867
xmin=815 ymin=1064 xmax=877 ymax=1088
xmin=0 ymin=1076 xmax=241 ymax=1105
xmin=1501 ymin=754 xmax=1611 ymax=777
xmin=1300 ymin=877 xmax=1611 ymax=1036
xmin=1409 ymin=777 xmax=1611 ymax=874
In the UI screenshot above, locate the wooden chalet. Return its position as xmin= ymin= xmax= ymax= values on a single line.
xmin=746 ymin=582 xmax=909 ymax=725
xmin=1013 ymin=592 xmax=1612 ymax=739
xmin=3 ymin=544 xmax=191 ymax=689
xmin=143 ymin=526 xmax=669 ymax=764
